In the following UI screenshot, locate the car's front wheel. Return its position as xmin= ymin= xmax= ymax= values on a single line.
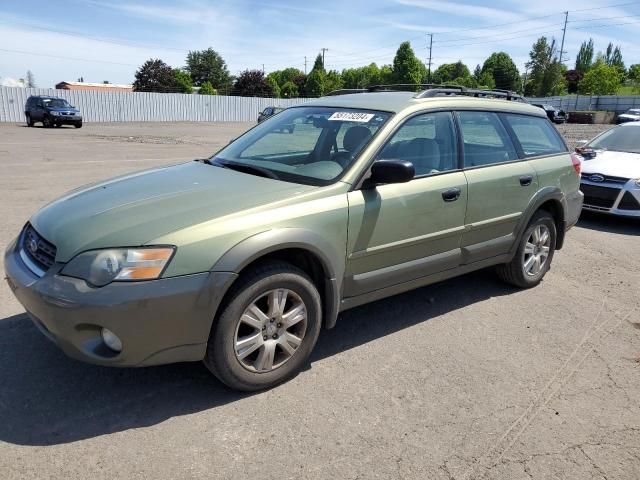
xmin=42 ymin=115 xmax=53 ymax=128
xmin=497 ymin=210 xmax=556 ymax=288
xmin=75 ymin=121 xmax=83 ymax=128
xmin=204 ymin=262 xmax=322 ymax=391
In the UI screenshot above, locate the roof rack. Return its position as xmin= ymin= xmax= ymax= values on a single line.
xmin=324 ymin=84 xmax=527 ymax=102
xmin=324 ymin=88 xmax=368 ymax=96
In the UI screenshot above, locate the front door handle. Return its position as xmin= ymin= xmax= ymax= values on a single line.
xmin=442 ymin=187 xmax=461 ymax=202
xmin=520 ymin=175 xmax=533 ymax=186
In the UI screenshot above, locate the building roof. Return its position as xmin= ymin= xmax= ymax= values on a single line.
xmin=301 ymin=91 xmax=545 ymax=117
xmin=56 ymin=81 xmax=133 ymax=89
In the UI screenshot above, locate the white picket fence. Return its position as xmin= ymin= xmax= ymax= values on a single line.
xmin=0 ymin=87 xmax=308 ymax=123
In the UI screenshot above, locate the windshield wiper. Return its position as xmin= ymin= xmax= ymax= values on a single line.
xmin=211 ymin=159 xmax=280 ymax=180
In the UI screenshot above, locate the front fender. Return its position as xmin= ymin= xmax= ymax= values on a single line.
xmin=211 ymin=228 xmax=344 ymax=329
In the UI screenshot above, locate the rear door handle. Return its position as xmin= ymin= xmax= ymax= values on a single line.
xmin=442 ymin=187 xmax=461 ymax=202
xmin=520 ymin=175 xmax=533 ymax=186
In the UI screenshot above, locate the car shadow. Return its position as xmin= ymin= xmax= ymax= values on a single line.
xmin=0 ymin=269 xmax=515 ymax=446
xmin=577 ymin=211 xmax=639 ymax=236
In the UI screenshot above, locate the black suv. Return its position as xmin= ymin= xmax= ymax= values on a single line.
xmin=532 ymin=104 xmax=567 ymax=124
xmin=25 ymin=96 xmax=83 ymax=128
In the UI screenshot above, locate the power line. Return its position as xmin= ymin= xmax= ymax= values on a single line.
xmin=0 ymin=47 xmax=138 ymax=67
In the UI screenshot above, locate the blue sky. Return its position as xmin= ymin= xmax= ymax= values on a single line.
xmin=1 ymin=0 xmax=639 ymax=88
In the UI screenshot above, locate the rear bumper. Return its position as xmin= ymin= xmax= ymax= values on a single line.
xmin=4 ymin=238 xmax=237 ymax=367
xmin=565 ymin=189 xmax=584 ymax=230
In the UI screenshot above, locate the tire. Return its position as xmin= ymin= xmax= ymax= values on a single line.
xmin=75 ymin=121 xmax=82 ymax=129
xmin=26 ymin=114 xmax=34 ymax=127
xmin=497 ymin=210 xmax=557 ymax=288
xmin=204 ymin=261 xmax=322 ymax=391
xmin=42 ymin=116 xmax=53 ymax=128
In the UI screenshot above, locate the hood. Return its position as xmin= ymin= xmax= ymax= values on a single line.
xmin=618 ymin=114 xmax=640 ymax=120
xmin=581 ymin=150 xmax=640 ymax=180
xmin=31 ymin=161 xmax=316 ymax=262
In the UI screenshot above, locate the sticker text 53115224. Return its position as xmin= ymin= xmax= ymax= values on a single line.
xmin=328 ymin=112 xmax=375 ymax=123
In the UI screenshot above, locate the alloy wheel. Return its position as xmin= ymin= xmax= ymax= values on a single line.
xmin=523 ymin=224 xmax=551 ymax=277
xmin=234 ymin=289 xmax=307 ymax=373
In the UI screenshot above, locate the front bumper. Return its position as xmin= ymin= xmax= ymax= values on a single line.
xmin=52 ymin=115 xmax=81 ymax=125
xmin=580 ymin=178 xmax=640 ymax=218
xmin=4 ymin=238 xmax=237 ymax=367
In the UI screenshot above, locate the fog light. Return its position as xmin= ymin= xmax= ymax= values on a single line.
xmin=101 ymin=328 xmax=122 ymax=352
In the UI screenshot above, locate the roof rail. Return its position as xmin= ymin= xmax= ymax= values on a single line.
xmin=324 ymin=88 xmax=368 ymax=96
xmin=324 ymin=84 xmax=527 ymax=102
xmin=415 ymin=86 xmax=526 ymax=102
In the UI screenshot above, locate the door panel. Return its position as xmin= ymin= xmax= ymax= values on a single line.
xmin=344 ymin=172 xmax=467 ymax=297
xmin=461 ymin=162 xmax=538 ymax=263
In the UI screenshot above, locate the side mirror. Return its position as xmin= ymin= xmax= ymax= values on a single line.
xmin=366 ymin=159 xmax=415 ymax=187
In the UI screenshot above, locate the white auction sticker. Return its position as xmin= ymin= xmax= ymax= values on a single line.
xmin=328 ymin=112 xmax=375 ymax=123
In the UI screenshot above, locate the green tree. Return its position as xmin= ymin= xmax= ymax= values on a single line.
xmin=281 ymin=81 xmax=299 ymax=98
xmin=476 ymin=71 xmax=496 ymax=89
xmin=575 ymin=39 xmax=594 ymax=73
xmin=186 ymin=48 xmax=232 ymax=91
xmin=392 ymin=41 xmax=424 ymax=86
xmin=604 ymin=43 xmax=625 ymax=76
xmin=292 ymin=74 xmax=307 ymax=97
xmin=379 ymin=65 xmax=394 ymax=84
xmin=173 ymin=69 xmax=193 ymax=93
xmin=305 ymin=54 xmax=326 ymax=97
xmin=432 ymin=61 xmax=471 ymax=84
xmin=481 ymin=52 xmax=520 ymax=91
xmin=305 ymin=69 xmax=325 ymax=97
xmin=525 ymin=37 xmax=565 ymax=97
xmin=578 ymin=60 xmax=622 ymax=95
xmin=133 ymin=58 xmax=177 ymax=92
xmin=628 ymin=64 xmax=640 ymax=81
xmin=233 ymin=69 xmax=275 ymax=97
xmin=266 ymin=76 xmax=281 ymax=98
xmin=198 ymin=81 xmax=217 ymax=95
xmin=341 ymin=63 xmax=384 ymax=89
xmin=324 ymin=70 xmax=343 ymax=93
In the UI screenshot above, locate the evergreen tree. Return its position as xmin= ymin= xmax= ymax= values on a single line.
xmin=392 ymin=42 xmax=424 ymax=86
xmin=575 ymin=39 xmax=594 ymax=73
xmin=481 ymin=52 xmax=520 ymax=91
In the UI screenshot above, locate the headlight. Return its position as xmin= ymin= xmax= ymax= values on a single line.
xmin=51 ymin=111 xmax=60 ymax=116
xmin=61 ymin=247 xmax=175 ymax=287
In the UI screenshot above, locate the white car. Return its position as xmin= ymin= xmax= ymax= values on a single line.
xmin=617 ymin=108 xmax=640 ymax=124
xmin=577 ymin=123 xmax=640 ymax=217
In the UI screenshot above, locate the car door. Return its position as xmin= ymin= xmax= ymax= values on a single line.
xmin=344 ymin=111 xmax=468 ymax=298
xmin=457 ymin=110 xmax=538 ymax=264
xmin=32 ymin=99 xmax=44 ymax=121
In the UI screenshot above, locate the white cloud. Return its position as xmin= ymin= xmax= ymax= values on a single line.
xmin=395 ymin=0 xmax=522 ymax=22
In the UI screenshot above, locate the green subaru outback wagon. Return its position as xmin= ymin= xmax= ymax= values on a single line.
xmin=5 ymin=86 xmax=584 ymax=391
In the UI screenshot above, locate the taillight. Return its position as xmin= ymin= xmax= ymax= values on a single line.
xmin=571 ymin=153 xmax=582 ymax=176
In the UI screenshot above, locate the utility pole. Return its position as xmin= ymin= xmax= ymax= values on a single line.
xmin=262 ymin=64 xmax=265 ymax=74
xmin=321 ymin=48 xmax=329 ymax=69
xmin=427 ymin=34 xmax=433 ymax=83
xmin=304 ymin=56 xmax=307 ymax=75
xmin=559 ymin=11 xmax=569 ymax=65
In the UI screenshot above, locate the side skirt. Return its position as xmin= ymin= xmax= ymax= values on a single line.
xmin=339 ymin=253 xmax=512 ymax=312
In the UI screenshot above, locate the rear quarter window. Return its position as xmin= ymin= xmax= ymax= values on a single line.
xmin=502 ymin=114 xmax=567 ymax=157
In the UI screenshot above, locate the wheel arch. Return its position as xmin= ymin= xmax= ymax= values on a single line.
xmin=512 ymin=187 xmax=567 ymax=255
xmin=211 ymin=229 xmax=343 ymax=329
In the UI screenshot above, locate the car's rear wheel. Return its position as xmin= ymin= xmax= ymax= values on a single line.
xmin=26 ymin=114 xmax=34 ymax=127
xmin=497 ymin=210 xmax=556 ymax=288
xmin=204 ymin=262 xmax=322 ymax=391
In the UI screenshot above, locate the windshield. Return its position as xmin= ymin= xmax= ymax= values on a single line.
xmin=212 ymin=107 xmax=392 ymax=185
xmin=588 ymin=126 xmax=640 ymax=154
xmin=43 ymin=98 xmax=71 ymax=109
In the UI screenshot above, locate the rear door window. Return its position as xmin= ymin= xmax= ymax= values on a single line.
xmin=457 ymin=111 xmax=518 ymax=168
xmin=502 ymin=114 xmax=567 ymax=157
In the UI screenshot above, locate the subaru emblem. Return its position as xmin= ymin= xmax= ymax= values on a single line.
xmin=28 ymin=237 xmax=38 ymax=253
xmin=589 ymin=174 xmax=605 ymax=183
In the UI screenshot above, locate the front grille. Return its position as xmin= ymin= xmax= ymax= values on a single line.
xmin=580 ymin=183 xmax=621 ymax=209
xmin=21 ymin=224 xmax=56 ymax=271
xmin=618 ymin=192 xmax=640 ymax=211
xmin=582 ymin=173 xmax=629 ymax=184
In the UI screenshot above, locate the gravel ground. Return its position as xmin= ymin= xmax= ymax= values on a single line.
xmin=0 ymin=122 xmax=638 ymax=480
xmin=555 ymin=123 xmax=612 ymax=149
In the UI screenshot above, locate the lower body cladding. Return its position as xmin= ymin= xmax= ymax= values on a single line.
xmin=580 ymin=180 xmax=640 ymax=217
xmin=4 ymin=240 xmax=237 ymax=367
xmin=51 ymin=115 xmax=82 ymax=126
